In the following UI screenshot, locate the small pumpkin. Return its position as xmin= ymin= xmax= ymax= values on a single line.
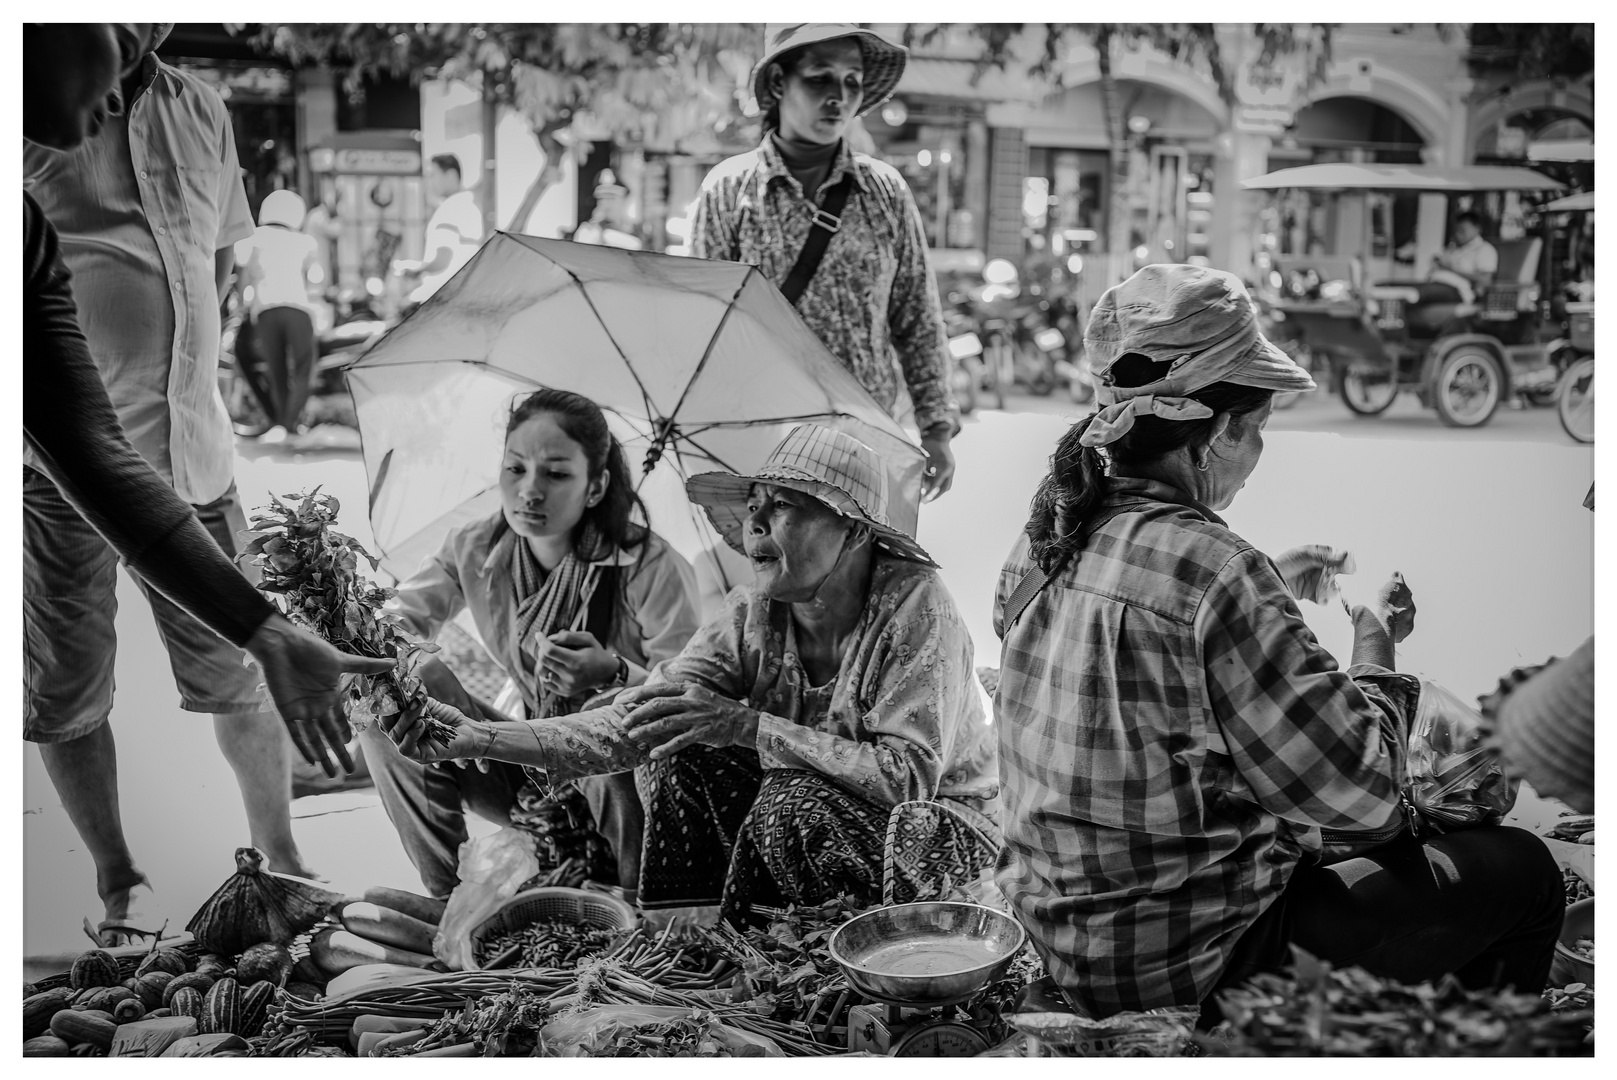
xmin=200 ymin=976 xmax=242 ymax=1035
xmin=161 ymin=972 xmax=214 ymax=1009
xmin=113 ymin=997 xmax=147 ymax=1024
xmin=69 ymin=949 xmax=121 ymax=991
xmin=134 ymin=947 xmax=191 ymax=979
xmin=167 ymin=987 xmax=205 ymax=1022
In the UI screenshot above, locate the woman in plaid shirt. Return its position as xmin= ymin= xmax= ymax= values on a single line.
xmin=993 ymin=265 xmax=1563 ymax=1023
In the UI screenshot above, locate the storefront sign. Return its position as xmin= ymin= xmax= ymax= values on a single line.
xmin=1234 ymin=53 xmax=1305 ymax=135
xmin=332 ymin=148 xmax=423 ymax=175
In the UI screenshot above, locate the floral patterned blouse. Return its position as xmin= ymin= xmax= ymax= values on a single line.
xmin=516 ymin=554 xmax=999 ymax=821
xmin=691 ymin=137 xmax=954 ymax=436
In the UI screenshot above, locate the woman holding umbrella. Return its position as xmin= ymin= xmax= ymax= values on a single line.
xmin=691 ymin=24 xmax=958 ymax=502
xmin=384 ymin=425 xmax=999 ymax=924
xmin=357 ymin=388 xmax=703 ymax=902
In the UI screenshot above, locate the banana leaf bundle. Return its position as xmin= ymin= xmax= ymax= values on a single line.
xmin=187 ymin=847 xmax=343 ymax=955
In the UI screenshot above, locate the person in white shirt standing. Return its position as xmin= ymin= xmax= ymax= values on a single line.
xmin=235 ymin=189 xmax=320 ymax=443
xmin=395 ymin=152 xmax=483 ymax=305
xmin=24 ymin=23 xmax=324 ymax=939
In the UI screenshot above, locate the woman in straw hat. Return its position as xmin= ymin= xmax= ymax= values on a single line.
xmin=992 ymin=264 xmax=1562 ymax=1025
xmin=382 ymin=424 xmax=998 ymax=923
xmin=690 ymin=24 xmax=959 ymax=503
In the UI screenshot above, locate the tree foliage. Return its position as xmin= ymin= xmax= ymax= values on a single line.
xmin=1466 ymin=23 xmax=1594 ymax=81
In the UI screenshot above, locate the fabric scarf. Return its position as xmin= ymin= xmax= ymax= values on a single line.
xmin=511 ymin=526 xmax=605 ymax=719
xmin=1081 ymin=323 xmax=1258 ymax=447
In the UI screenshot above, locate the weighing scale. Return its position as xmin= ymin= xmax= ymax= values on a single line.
xmin=845 ymin=988 xmax=997 ymax=1057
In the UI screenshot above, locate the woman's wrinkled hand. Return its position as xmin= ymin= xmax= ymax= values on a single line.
xmin=378 ymin=696 xmax=491 ymax=766
xmin=618 ymin=682 xmax=761 ymax=760
xmin=1373 ymin=571 xmax=1416 ymax=644
xmin=1274 ymin=545 xmax=1356 ymax=606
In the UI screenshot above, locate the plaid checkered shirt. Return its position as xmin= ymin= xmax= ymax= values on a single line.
xmin=991 ymin=481 xmax=1406 ymax=1017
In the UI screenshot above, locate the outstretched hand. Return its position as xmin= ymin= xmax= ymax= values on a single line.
xmin=378 ymin=696 xmax=491 ymax=766
xmin=618 ymin=682 xmax=761 ymax=761
xmin=245 ymin=614 xmax=395 ymax=777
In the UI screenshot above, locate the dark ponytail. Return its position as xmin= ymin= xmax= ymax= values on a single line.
xmin=1024 ymin=353 xmax=1274 ymax=574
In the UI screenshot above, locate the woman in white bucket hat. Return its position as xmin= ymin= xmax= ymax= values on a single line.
xmin=382 ymin=424 xmax=998 ymax=923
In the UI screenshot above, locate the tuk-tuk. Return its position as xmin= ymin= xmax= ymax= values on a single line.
xmin=1243 ymin=163 xmax=1567 ymax=428
xmin=1543 ymin=189 xmax=1595 ymax=443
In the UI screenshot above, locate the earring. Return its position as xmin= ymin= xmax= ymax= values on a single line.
xmin=1194 ymin=454 xmax=1210 ymax=472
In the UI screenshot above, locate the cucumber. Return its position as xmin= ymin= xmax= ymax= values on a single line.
xmin=358 ymin=887 xmax=447 ymax=926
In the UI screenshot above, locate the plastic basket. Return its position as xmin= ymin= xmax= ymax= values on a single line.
xmin=467 ymin=887 xmax=637 ymax=971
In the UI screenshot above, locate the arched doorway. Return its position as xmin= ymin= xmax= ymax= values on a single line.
xmin=1260 ymin=96 xmax=1429 ymax=281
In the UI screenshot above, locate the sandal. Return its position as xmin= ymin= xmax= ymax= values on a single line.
xmin=87 ymin=880 xmax=180 ymax=948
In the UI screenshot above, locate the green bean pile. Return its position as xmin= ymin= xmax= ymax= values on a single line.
xmin=477 ymin=918 xmax=622 ymax=970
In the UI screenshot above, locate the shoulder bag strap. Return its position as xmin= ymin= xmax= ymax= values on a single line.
xmin=999 ymin=503 xmax=1166 ymax=633
xmin=779 ymin=174 xmax=854 ymax=307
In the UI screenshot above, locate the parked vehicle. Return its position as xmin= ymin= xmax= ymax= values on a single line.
xmin=218 ymin=285 xmax=389 ymax=438
xmin=1243 ymin=163 xmax=1570 ymax=428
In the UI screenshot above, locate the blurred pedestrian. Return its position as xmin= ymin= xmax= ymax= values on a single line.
xmin=22 ymin=22 xmax=394 ymax=942
xmin=395 ymin=152 xmax=483 ymax=305
xmin=235 ymin=189 xmax=320 ymax=442
xmin=571 ymin=169 xmax=645 ymax=250
xmin=691 ymin=23 xmax=958 ymax=501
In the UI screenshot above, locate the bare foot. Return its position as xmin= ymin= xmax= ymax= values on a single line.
xmin=263 ymin=855 xmax=327 ymax=883
xmin=97 ymin=877 xmax=175 ymax=945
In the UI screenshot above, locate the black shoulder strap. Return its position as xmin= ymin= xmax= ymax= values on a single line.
xmin=584 ymin=566 xmax=620 ymax=644
xmin=779 ymin=174 xmax=854 ymax=307
xmin=999 ymin=506 xmax=1139 ymax=634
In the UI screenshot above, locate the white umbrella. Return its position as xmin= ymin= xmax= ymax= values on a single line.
xmin=344 ymin=233 xmax=927 ymax=591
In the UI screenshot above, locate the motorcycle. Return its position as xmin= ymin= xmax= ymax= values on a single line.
xmin=217 ymin=285 xmax=389 ymax=438
xmin=942 ymin=303 xmax=988 ymax=416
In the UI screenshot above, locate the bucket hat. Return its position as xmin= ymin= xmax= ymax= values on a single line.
xmin=751 ymin=23 xmax=908 ymax=118
xmin=1079 ymin=264 xmax=1316 ymax=447
xmin=258 ymin=189 xmax=308 ymax=230
xmin=686 ymin=424 xmax=936 ymax=567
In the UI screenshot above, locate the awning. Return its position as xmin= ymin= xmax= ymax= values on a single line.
xmin=1242 ymin=163 xmax=1565 ymax=193
xmin=1544 ymin=191 xmax=1595 ymax=212
xmin=1529 ymin=139 xmax=1595 ymax=163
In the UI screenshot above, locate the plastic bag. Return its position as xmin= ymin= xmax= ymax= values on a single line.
xmin=1405 ymin=679 xmax=1518 ymax=832
xmin=433 ymin=827 xmax=540 ymax=970
xmin=539 ymin=1005 xmax=783 ymax=1057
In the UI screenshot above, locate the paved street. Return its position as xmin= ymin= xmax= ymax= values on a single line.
xmin=23 ymin=403 xmax=1594 ymax=975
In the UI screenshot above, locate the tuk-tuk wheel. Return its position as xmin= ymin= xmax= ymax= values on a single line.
xmin=1338 ymin=363 xmax=1398 ymax=417
xmin=1556 ymin=356 xmax=1594 ymax=444
xmin=1431 ymin=345 xmax=1504 ymax=428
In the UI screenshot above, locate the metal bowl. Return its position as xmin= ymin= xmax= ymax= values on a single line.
xmin=828 ymin=902 xmax=1026 ymax=1006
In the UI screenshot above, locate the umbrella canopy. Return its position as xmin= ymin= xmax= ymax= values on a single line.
xmin=345 ymin=233 xmax=927 ymax=588
xmin=1544 ymin=191 xmax=1595 ymax=213
xmin=1241 ymin=163 xmax=1565 ymax=193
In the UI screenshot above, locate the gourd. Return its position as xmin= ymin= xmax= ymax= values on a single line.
xmin=134 ymin=947 xmax=191 ymax=978
xmin=352 ymin=886 xmax=447 ymax=926
xmin=69 ymin=949 xmax=121 ymax=990
xmin=195 ymin=953 xmax=231 ymax=980
xmin=235 ymin=941 xmax=294 ymax=986
xmin=167 ymin=987 xmax=206 ymax=1022
xmin=23 ymin=1034 xmax=72 ymax=1057
xmin=200 ymin=977 xmax=242 ymax=1035
xmin=186 ymin=847 xmax=341 ymax=955
xmin=50 ymin=1008 xmax=117 ymax=1050
xmin=162 ymin=971 xmax=215 ymax=1008
xmin=24 ymin=987 xmax=76 ymax=1039
xmin=81 ymin=985 xmax=137 ymax=1014
xmin=133 ymin=971 xmax=174 ymax=1011
xmin=237 ymin=980 xmax=277 ymax=1036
